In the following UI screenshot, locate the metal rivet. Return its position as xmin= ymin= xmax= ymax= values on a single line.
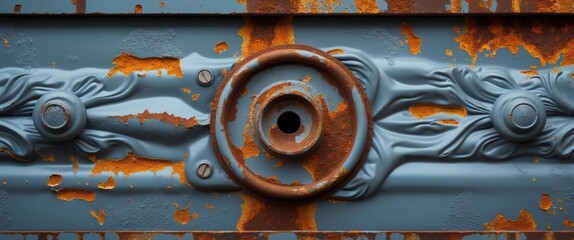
xmin=197 ymin=163 xmax=213 ymax=179
xmin=197 ymin=69 xmax=214 ymax=86
xmin=41 ymin=103 xmax=69 ymax=133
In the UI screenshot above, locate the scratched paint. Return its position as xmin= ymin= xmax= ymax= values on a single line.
xmin=107 ymin=52 xmax=183 ymax=78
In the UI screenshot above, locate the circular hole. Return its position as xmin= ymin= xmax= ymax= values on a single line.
xmin=277 ymin=111 xmax=301 ymax=134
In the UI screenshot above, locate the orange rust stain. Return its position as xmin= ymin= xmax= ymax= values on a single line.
xmin=174 ymin=209 xmax=191 ymax=225
xmin=455 ymin=17 xmax=574 ymax=66
xmin=399 ymin=23 xmax=422 ymax=55
xmin=521 ymin=70 xmax=540 ymax=76
xmin=484 ymin=209 xmax=537 ymax=231
xmin=563 ymin=218 xmax=574 ymax=229
xmin=47 ymin=174 xmax=62 ymax=187
xmin=446 ymin=49 xmax=453 ymax=56
xmin=206 ymin=204 xmax=215 ymax=209
xmin=213 ymin=41 xmax=229 ymax=54
xmin=535 ymin=0 xmax=574 ymax=13
xmin=113 ymin=109 xmax=198 ymax=130
xmin=181 ymin=87 xmax=191 ymax=94
xmin=0 ymin=148 xmax=28 ymax=162
xmin=117 ymin=233 xmax=154 ymax=240
xmin=237 ymin=194 xmax=317 ymax=231
xmin=511 ymin=0 xmax=520 ymax=12
xmin=89 ymin=209 xmax=107 ymax=226
xmin=2 ymin=38 xmax=9 ymax=48
xmin=159 ymin=1 xmax=166 ymax=8
xmin=134 ymin=4 xmax=143 ymax=14
xmin=355 ymin=0 xmax=379 ymax=13
xmin=539 ymin=193 xmax=553 ymax=211
xmin=56 ymin=189 xmax=96 ymax=202
xmin=192 ymin=94 xmax=200 ymax=102
xmin=35 ymin=148 xmax=56 ymax=162
xmin=91 ymin=153 xmax=189 ymax=185
xmin=107 ymin=52 xmax=183 ymax=79
xmin=409 ymin=103 xmax=467 ymax=125
xmin=327 ymin=48 xmax=346 ymax=55
xmin=238 ymin=16 xmax=295 ymax=60
xmin=70 ymin=0 xmax=86 ymax=13
xmin=239 ymin=124 xmax=260 ymax=159
xmin=302 ymin=75 xmax=311 ymax=83
xmin=68 ymin=156 xmax=79 ymax=173
xmin=97 ymin=176 xmax=116 ymax=190
xmin=450 ymin=0 xmax=462 ymax=13
xmin=387 ymin=0 xmax=415 ymax=13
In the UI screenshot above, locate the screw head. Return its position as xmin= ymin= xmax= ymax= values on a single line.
xmin=196 ymin=163 xmax=213 ymax=179
xmin=197 ymin=69 xmax=214 ymax=86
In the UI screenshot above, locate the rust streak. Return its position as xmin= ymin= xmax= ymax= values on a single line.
xmin=564 ymin=218 xmax=574 ymax=229
xmin=97 ymin=176 xmax=116 ymax=190
xmin=47 ymin=174 xmax=62 ymax=187
xmin=484 ymin=209 xmax=537 ymax=231
xmin=450 ymin=0 xmax=462 ymax=13
xmin=91 ymin=153 xmax=189 ymax=185
xmin=69 ymin=156 xmax=79 ymax=173
xmin=56 ymin=189 xmax=96 ymax=202
xmin=107 ymin=52 xmax=183 ymax=79
xmin=214 ymin=41 xmax=229 ymax=54
xmin=89 ymin=209 xmax=107 ymax=226
xmin=237 ymin=194 xmax=317 ymax=231
xmin=355 ymin=0 xmax=379 ymax=13
xmin=409 ymin=103 xmax=467 ymax=125
xmin=0 ymin=148 xmax=28 ymax=162
xmin=70 ymin=0 xmax=86 ymax=13
xmin=399 ymin=23 xmax=422 ymax=55
xmin=113 ymin=109 xmax=198 ymax=130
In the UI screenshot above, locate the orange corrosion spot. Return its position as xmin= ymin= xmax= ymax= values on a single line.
xmin=192 ymin=94 xmax=200 ymax=102
xmin=240 ymin=124 xmax=260 ymax=159
xmin=355 ymin=0 xmax=378 ymax=13
xmin=450 ymin=0 xmax=461 ymax=13
xmin=521 ymin=70 xmax=540 ymax=76
xmin=91 ymin=153 xmax=189 ymax=186
xmin=2 ymin=38 xmax=9 ymax=48
xmin=539 ymin=193 xmax=553 ymax=211
xmin=97 ymin=176 xmax=116 ymax=190
xmin=445 ymin=49 xmax=453 ymax=56
xmin=0 ymin=148 xmax=28 ymax=162
xmin=484 ymin=209 xmax=537 ymax=231
xmin=238 ymin=17 xmax=294 ymax=60
xmin=455 ymin=17 xmax=574 ymax=66
xmin=70 ymin=0 xmax=86 ymax=13
xmin=113 ymin=109 xmax=198 ymax=130
xmin=135 ymin=4 xmax=143 ymax=14
xmin=89 ymin=209 xmax=107 ymax=226
xmin=69 ymin=156 xmax=79 ymax=173
xmin=56 ymin=189 xmax=96 ymax=202
xmin=174 ymin=209 xmax=191 ymax=225
xmin=159 ymin=1 xmax=166 ymax=8
xmin=511 ymin=0 xmax=520 ymax=12
xmin=327 ymin=49 xmax=345 ymax=55
xmin=213 ymin=41 xmax=229 ymax=54
xmin=237 ymin=194 xmax=317 ymax=231
xmin=409 ymin=103 xmax=467 ymax=125
xmin=302 ymin=75 xmax=311 ymax=83
xmin=399 ymin=23 xmax=422 ymax=55
xmin=564 ymin=218 xmax=574 ymax=229
xmin=47 ymin=174 xmax=62 ymax=187
xmin=387 ymin=0 xmax=415 ymax=13
xmin=36 ymin=149 xmax=56 ymax=162
xmin=206 ymin=204 xmax=215 ymax=209
xmin=181 ymin=87 xmax=191 ymax=94
xmin=107 ymin=52 xmax=183 ymax=79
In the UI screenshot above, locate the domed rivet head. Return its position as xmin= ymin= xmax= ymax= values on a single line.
xmin=491 ymin=90 xmax=546 ymax=142
xmin=196 ymin=69 xmax=214 ymax=87
xmin=41 ymin=103 xmax=70 ymax=133
xmin=33 ymin=90 xmax=86 ymax=142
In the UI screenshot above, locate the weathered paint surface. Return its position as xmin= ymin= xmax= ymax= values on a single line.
xmin=89 ymin=209 xmax=107 ymax=226
xmin=484 ymin=209 xmax=537 ymax=231
xmin=47 ymin=174 xmax=62 ymax=187
xmin=237 ymin=194 xmax=317 ymax=231
xmin=113 ymin=110 xmax=198 ymax=130
xmin=107 ymin=52 xmax=183 ymax=78
xmin=409 ymin=103 xmax=467 ymax=125
xmin=96 ymin=176 xmax=116 ymax=190
xmin=56 ymin=189 xmax=96 ymax=202
xmin=399 ymin=23 xmax=421 ymax=55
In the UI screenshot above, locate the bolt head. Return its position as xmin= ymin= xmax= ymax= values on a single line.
xmin=197 ymin=69 xmax=214 ymax=87
xmin=196 ymin=163 xmax=213 ymax=179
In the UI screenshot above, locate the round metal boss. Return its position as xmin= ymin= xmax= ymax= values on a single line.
xmin=491 ymin=90 xmax=546 ymax=142
xmin=210 ymin=45 xmax=372 ymax=201
xmin=33 ymin=90 xmax=87 ymax=142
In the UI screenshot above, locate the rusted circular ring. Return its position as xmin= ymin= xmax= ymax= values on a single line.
xmin=211 ymin=45 xmax=372 ymax=201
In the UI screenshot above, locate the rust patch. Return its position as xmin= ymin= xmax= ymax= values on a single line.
xmin=97 ymin=176 xmax=116 ymax=190
xmin=564 ymin=218 xmax=574 ymax=229
xmin=445 ymin=49 xmax=453 ymax=56
xmin=91 ymin=153 xmax=188 ymax=185
xmin=387 ymin=0 xmax=416 ymax=13
xmin=113 ymin=109 xmax=198 ymax=130
xmin=192 ymin=94 xmax=200 ymax=102
xmin=409 ymin=103 xmax=467 ymax=125
xmin=237 ymin=194 xmax=317 ymax=231
xmin=70 ymin=0 xmax=86 ymax=13
xmin=214 ymin=41 xmax=229 ymax=54
xmin=89 ymin=209 xmax=107 ymax=226
xmin=0 ymin=148 xmax=28 ymax=162
xmin=455 ymin=17 xmax=574 ymax=66
xmin=484 ymin=209 xmax=537 ymax=231
xmin=355 ymin=0 xmax=379 ymax=13
xmin=56 ymin=189 xmax=96 ymax=202
xmin=107 ymin=52 xmax=183 ymax=79
xmin=134 ymin=4 xmax=143 ymax=14
xmin=539 ymin=193 xmax=553 ymax=211
xmin=450 ymin=0 xmax=461 ymax=13
xmin=327 ymin=49 xmax=345 ymax=55
xmin=239 ymin=124 xmax=260 ymax=159
xmin=174 ymin=209 xmax=191 ymax=225
xmin=302 ymin=75 xmax=311 ymax=83
xmin=2 ymin=38 xmax=9 ymax=48
xmin=117 ymin=233 xmax=154 ymax=240
xmin=35 ymin=148 xmax=55 ymax=162
xmin=414 ymin=0 xmax=450 ymax=13
xmin=159 ymin=1 xmax=166 ymax=7
xmin=399 ymin=23 xmax=422 ymax=55
xmin=238 ymin=17 xmax=295 ymax=60
xmin=13 ymin=4 xmax=21 ymax=14
xmin=181 ymin=87 xmax=191 ymax=94
xmin=69 ymin=156 xmax=79 ymax=173
xmin=47 ymin=174 xmax=62 ymax=187
xmin=466 ymin=0 xmax=494 ymax=13
xmin=240 ymin=0 xmax=299 ymax=13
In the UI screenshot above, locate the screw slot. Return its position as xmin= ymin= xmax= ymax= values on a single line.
xmin=196 ymin=163 xmax=213 ymax=179
xmin=197 ymin=69 xmax=214 ymax=87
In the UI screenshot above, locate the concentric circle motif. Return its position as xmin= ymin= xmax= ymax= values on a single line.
xmin=211 ymin=45 xmax=372 ymax=201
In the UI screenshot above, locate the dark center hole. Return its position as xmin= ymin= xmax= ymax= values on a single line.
xmin=277 ymin=111 xmax=301 ymax=134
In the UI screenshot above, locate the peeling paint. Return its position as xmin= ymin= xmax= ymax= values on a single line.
xmin=91 ymin=153 xmax=188 ymax=185
xmin=213 ymin=41 xmax=229 ymax=54
xmin=56 ymin=189 xmax=96 ymax=202
xmin=113 ymin=109 xmax=198 ymax=130
xmin=409 ymin=103 xmax=467 ymax=125
xmin=47 ymin=174 xmax=62 ymax=187
xmin=237 ymin=194 xmax=317 ymax=231
xmin=399 ymin=23 xmax=422 ymax=55
xmin=238 ymin=17 xmax=295 ymax=60
xmin=355 ymin=0 xmax=378 ymax=13
xmin=239 ymin=124 xmax=260 ymax=159
xmin=89 ymin=209 xmax=107 ymax=226
xmin=97 ymin=176 xmax=116 ymax=190
xmin=181 ymin=87 xmax=191 ymax=94
xmin=445 ymin=49 xmax=453 ymax=56
xmin=483 ymin=209 xmax=537 ymax=231
xmin=2 ymin=38 xmax=9 ymax=48
xmin=107 ymin=52 xmax=183 ymax=79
